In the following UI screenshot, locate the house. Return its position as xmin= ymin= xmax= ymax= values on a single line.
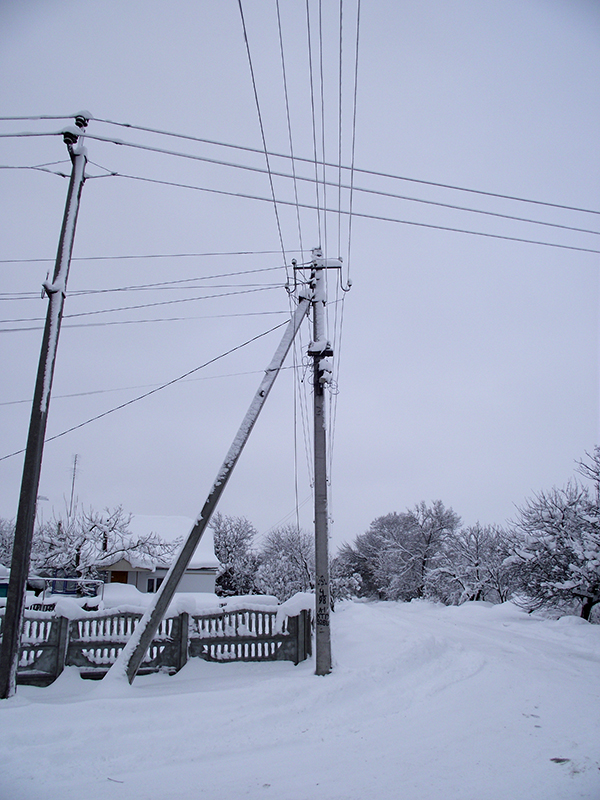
xmin=96 ymin=515 xmax=220 ymax=594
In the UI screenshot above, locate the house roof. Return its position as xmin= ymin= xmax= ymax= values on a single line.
xmin=128 ymin=515 xmax=219 ymax=570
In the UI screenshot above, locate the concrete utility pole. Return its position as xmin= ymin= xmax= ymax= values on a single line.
xmin=110 ymin=293 xmax=312 ymax=685
xmin=308 ymin=247 xmax=340 ymax=676
xmin=0 ymin=117 xmax=88 ymax=699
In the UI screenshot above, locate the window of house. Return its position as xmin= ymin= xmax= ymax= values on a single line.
xmin=147 ymin=577 xmax=164 ymax=593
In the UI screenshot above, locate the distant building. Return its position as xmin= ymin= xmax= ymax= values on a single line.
xmin=95 ymin=515 xmax=219 ymax=594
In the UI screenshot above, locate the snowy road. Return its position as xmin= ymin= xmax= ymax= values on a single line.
xmin=1 ymin=600 xmax=599 ymax=800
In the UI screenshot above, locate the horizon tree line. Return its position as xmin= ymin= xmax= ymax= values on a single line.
xmin=1 ymin=448 xmax=598 ymax=620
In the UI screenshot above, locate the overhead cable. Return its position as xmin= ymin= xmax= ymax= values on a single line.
xmin=4 ymin=127 xmax=599 ymax=219
xmin=0 ymin=115 xmax=74 ymax=121
xmin=0 ymin=250 xmax=297 ymax=265
xmin=82 ymin=119 xmax=600 ymax=216
xmin=346 ymin=0 xmax=361 ymax=281
xmin=0 ymin=310 xmax=287 ymax=334
xmin=336 ymin=0 xmax=344 ymax=258
xmin=305 ymin=0 xmax=323 ymax=246
xmin=104 ymin=171 xmax=600 ymax=255
xmin=237 ymin=0 xmax=287 ymax=264
xmin=0 ymin=319 xmax=291 ymax=463
xmin=4 ymin=154 xmax=598 ymax=237
xmin=1 ymin=285 xmax=280 ymax=325
xmin=1 ymin=365 xmax=299 ymax=407
xmin=276 ymin=0 xmax=304 ymax=255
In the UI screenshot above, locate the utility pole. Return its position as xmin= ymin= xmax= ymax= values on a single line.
xmin=308 ymin=247 xmax=340 ymax=676
xmin=0 ymin=116 xmax=88 ymax=699
xmin=109 ymin=292 xmax=311 ymax=685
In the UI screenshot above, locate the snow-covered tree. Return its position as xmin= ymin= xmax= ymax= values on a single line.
xmin=0 ymin=518 xmax=14 ymax=566
xmin=330 ymin=554 xmax=362 ymax=606
xmin=337 ymin=502 xmax=461 ymax=601
xmin=34 ymin=506 xmax=177 ymax=583
xmin=507 ymin=480 xmax=600 ymax=620
xmin=425 ymin=523 xmax=514 ymax=604
xmin=210 ymin=512 xmax=259 ymax=596
xmin=334 ymin=526 xmax=386 ymax=598
xmin=255 ymin=525 xmax=314 ymax=601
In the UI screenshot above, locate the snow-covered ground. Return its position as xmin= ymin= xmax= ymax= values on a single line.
xmin=1 ymin=600 xmax=599 ymax=800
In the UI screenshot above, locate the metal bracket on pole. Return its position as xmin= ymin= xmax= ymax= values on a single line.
xmin=109 ymin=295 xmax=311 ymax=685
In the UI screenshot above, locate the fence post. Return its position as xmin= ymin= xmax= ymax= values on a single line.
xmin=55 ymin=616 xmax=69 ymax=679
xmin=177 ymin=612 xmax=189 ymax=672
xmin=298 ymin=609 xmax=312 ymax=663
xmin=285 ymin=614 xmax=300 ymax=665
xmin=296 ymin=609 xmax=306 ymax=664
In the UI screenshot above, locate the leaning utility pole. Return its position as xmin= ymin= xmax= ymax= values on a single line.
xmin=308 ymin=248 xmax=340 ymax=676
xmin=110 ymin=292 xmax=312 ymax=685
xmin=0 ymin=116 xmax=88 ymax=699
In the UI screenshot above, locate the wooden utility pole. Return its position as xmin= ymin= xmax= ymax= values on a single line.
xmin=110 ymin=293 xmax=312 ymax=685
xmin=0 ymin=117 xmax=88 ymax=699
xmin=308 ymin=248 xmax=340 ymax=676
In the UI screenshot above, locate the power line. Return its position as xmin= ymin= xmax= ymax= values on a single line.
xmin=239 ymin=0 xmax=288 ymax=264
xmin=82 ymin=118 xmax=600 ymax=216
xmin=4 ymin=155 xmax=599 ymax=237
xmin=318 ymin=0 xmax=329 ymax=253
xmin=0 ymin=267 xmax=292 ymax=298
xmin=0 ymin=115 xmax=74 ymax=121
xmin=305 ymin=0 xmax=323 ymax=246
xmin=0 ymin=251 xmax=299 ymax=265
xmin=4 ymin=128 xmax=598 ymax=249
xmin=347 ymin=0 xmax=361 ymax=281
xmin=4 ymin=128 xmax=600 ymax=223
xmin=105 ymin=171 xmax=600 ymax=255
xmin=336 ymin=0 xmax=344 ymax=259
xmin=1 ymin=285 xmax=281 ymax=325
xmin=0 ymin=310 xmax=288 ymax=334
xmin=276 ymin=0 xmax=304 ymax=256
xmin=1 ymin=364 xmax=298 ymax=407
xmin=0 ymin=319 xmax=291 ymax=463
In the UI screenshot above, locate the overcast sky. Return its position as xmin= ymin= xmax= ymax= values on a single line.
xmin=0 ymin=0 xmax=598 ymax=549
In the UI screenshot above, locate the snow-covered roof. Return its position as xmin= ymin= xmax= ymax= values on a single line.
xmin=128 ymin=515 xmax=219 ymax=570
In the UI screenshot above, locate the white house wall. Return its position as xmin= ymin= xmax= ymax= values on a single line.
xmin=114 ymin=568 xmax=216 ymax=594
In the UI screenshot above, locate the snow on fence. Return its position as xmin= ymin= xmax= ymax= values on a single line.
xmin=0 ymin=605 xmax=312 ymax=686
